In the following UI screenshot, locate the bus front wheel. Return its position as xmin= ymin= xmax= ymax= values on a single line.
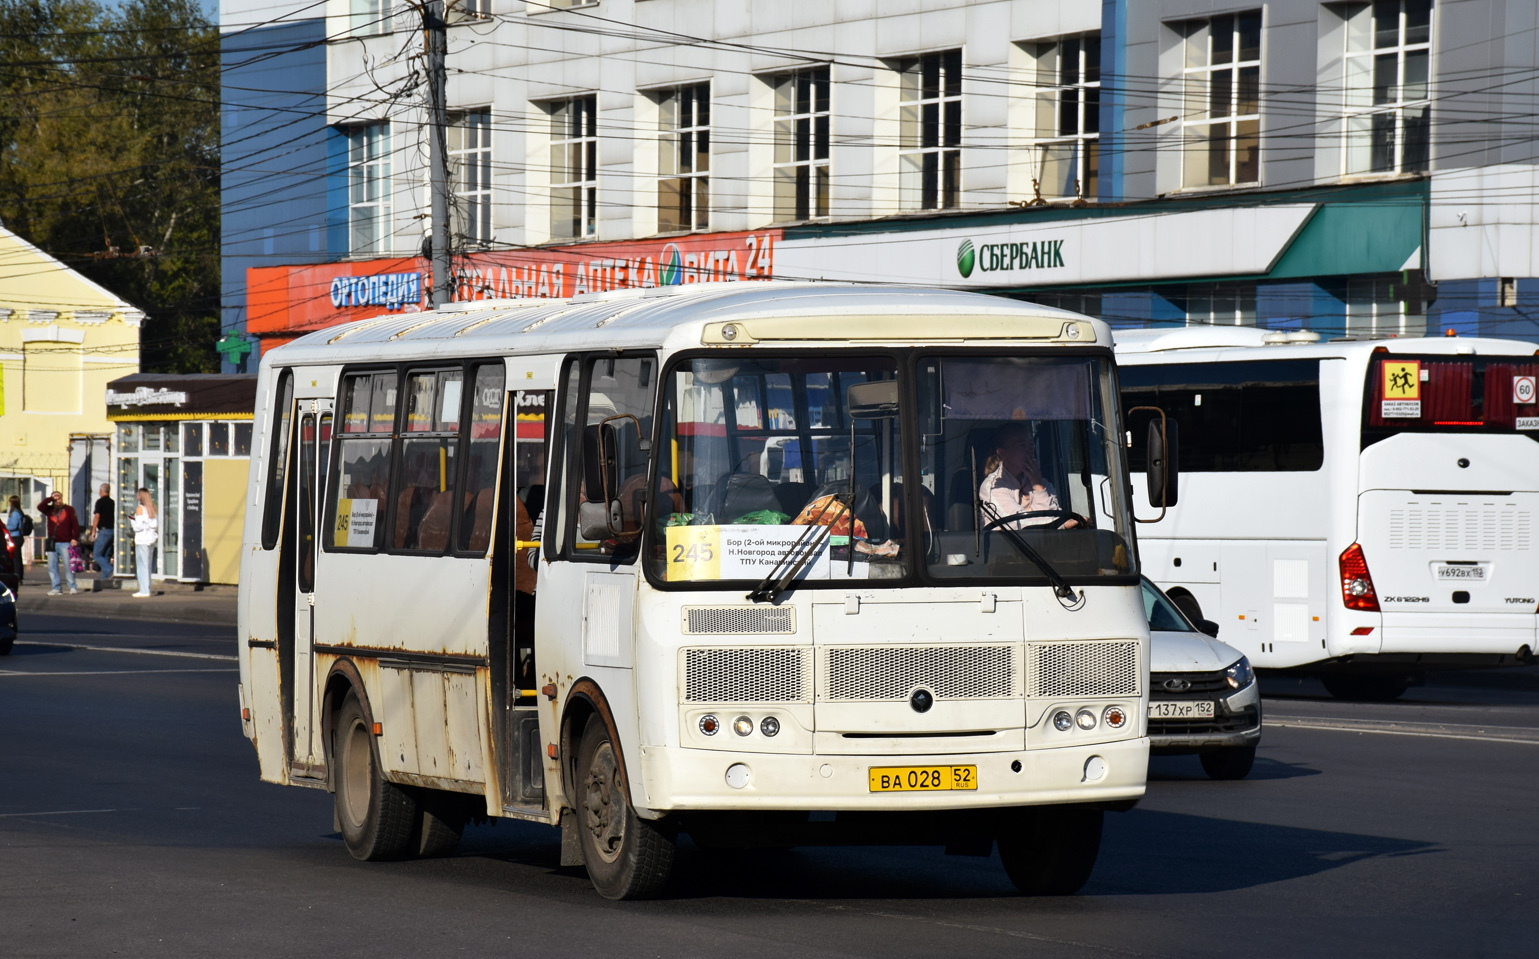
xmin=333 ymin=689 xmax=418 ymax=861
xmin=997 ymin=804 xmax=1103 ymax=896
xmin=574 ymin=715 xmax=676 ymax=900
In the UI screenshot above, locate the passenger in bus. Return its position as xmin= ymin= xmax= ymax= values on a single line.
xmin=979 ymin=423 xmax=1079 ymax=529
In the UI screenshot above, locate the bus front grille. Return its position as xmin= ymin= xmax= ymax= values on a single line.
xmin=820 ymin=645 xmax=1019 ymax=701
xmin=1028 ymin=640 xmax=1141 ymax=698
xmin=682 ymin=647 xmax=809 ymax=703
xmin=681 ymin=605 xmax=797 ymax=635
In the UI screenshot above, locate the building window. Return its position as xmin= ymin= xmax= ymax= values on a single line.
xmin=346 ymin=122 xmax=391 ymax=254
xmin=658 ymin=83 xmax=710 ymax=232
xmin=1185 ymin=283 xmax=1258 ymax=326
xmin=897 ymin=50 xmax=962 ymax=210
xmin=1343 ymin=0 xmax=1431 ymax=175
xmin=1342 ymin=274 xmax=1422 ymax=336
xmin=1028 ymin=35 xmax=1100 ymax=201
xmin=446 ymin=0 xmax=487 ymax=23
xmin=1180 ymin=12 xmax=1261 ymax=188
xmin=772 ymin=67 xmax=830 ymax=221
xmin=549 ymin=96 xmax=597 ymax=240
xmin=449 ymin=109 xmax=493 ymax=245
xmin=350 ymin=0 xmax=391 ymax=37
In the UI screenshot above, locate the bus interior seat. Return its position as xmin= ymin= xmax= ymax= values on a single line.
xmin=416 ymin=489 xmax=455 ymax=551
xmin=465 ymin=486 xmax=495 ymax=549
xmin=395 ymin=486 xmax=422 ymax=548
xmin=706 ymin=472 xmax=783 ymax=523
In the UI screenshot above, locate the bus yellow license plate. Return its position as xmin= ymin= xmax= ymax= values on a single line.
xmin=868 ymin=765 xmax=977 ymax=792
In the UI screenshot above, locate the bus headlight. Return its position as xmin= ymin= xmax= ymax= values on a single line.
xmin=1225 ymin=656 xmax=1255 ymax=690
xmin=1052 ymin=710 xmax=1073 ymax=731
xmin=1075 ymin=709 xmax=1098 ymax=730
xmin=759 ymin=716 xmax=780 ymax=737
xmin=733 ymin=716 xmax=754 ymax=737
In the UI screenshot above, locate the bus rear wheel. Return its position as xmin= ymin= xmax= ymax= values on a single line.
xmin=574 ymin=716 xmax=676 ymax=900
xmin=1321 ymin=674 xmax=1410 ymax=702
xmin=333 ymin=689 xmax=417 ymax=861
xmin=997 ymin=804 xmax=1103 ymax=895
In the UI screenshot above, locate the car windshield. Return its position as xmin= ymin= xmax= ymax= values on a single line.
xmin=1142 ymin=578 xmax=1194 ymax=632
xmin=916 ymin=354 xmax=1134 ymax=583
xmin=648 ymin=355 xmax=906 ymax=585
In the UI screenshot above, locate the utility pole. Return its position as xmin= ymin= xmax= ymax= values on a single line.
xmin=423 ymin=0 xmax=452 ymax=308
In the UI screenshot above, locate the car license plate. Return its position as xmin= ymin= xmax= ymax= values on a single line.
xmin=868 ymin=765 xmax=977 ymax=792
xmin=1435 ymin=564 xmax=1486 ymax=582
xmin=1148 ymin=701 xmax=1215 ymax=719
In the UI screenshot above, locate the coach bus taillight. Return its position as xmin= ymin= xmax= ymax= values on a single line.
xmin=1339 ymin=543 xmax=1380 ymax=612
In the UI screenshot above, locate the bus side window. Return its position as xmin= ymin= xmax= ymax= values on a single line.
xmin=260 ymin=369 xmax=294 ymax=550
xmin=325 ymin=371 xmax=393 ymax=551
xmin=566 ymin=354 xmax=657 ymax=562
xmin=458 ymin=363 xmax=507 ymax=553
xmin=393 ymin=368 xmax=463 ymax=552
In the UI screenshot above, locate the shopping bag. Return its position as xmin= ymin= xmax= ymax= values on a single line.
xmin=68 ymin=542 xmax=87 ymax=573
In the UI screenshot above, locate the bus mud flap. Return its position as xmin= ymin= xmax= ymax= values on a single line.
xmin=560 ymin=811 xmax=585 ymax=867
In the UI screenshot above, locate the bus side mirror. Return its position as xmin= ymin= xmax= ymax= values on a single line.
xmin=1146 ymin=417 xmax=1179 ymax=508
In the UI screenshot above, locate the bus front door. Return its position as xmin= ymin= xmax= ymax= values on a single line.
xmin=291 ymin=405 xmax=331 ymax=776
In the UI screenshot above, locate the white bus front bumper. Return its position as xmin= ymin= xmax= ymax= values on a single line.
xmin=635 ymin=737 xmax=1148 ymax=814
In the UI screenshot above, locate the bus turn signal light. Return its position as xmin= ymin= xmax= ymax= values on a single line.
xmin=1339 ymin=543 xmax=1380 ymax=612
xmin=1351 ymin=626 xmax=1375 ymax=636
xmin=372 ymin=722 xmax=382 ymax=736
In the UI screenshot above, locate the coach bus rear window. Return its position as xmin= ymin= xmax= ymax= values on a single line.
xmin=1362 ymin=353 xmax=1539 ymax=447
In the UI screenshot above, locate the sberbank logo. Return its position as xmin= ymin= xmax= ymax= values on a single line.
xmin=956 ymin=239 xmax=976 ymax=278
xmin=659 ymin=243 xmax=684 ymax=285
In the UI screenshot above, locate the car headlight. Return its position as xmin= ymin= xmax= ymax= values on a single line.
xmin=0 ymin=583 xmax=13 ymax=604
xmin=1225 ymin=656 xmax=1254 ymax=690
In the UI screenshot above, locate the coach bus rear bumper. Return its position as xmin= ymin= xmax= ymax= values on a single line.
xmin=1377 ymin=611 xmax=1537 ymax=656
xmin=635 ymin=737 xmax=1148 ymax=814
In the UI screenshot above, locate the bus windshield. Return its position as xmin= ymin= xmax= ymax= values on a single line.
xmin=648 ymin=352 xmax=1133 ymax=588
xmin=1363 ymin=353 xmax=1539 ymax=447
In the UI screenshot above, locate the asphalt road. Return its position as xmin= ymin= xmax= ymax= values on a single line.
xmin=2 ymin=613 xmax=1535 ymax=958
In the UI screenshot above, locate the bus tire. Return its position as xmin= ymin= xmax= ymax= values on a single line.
xmin=412 ymin=790 xmax=467 ymax=859
xmin=0 ymin=637 xmax=12 ymax=656
xmin=574 ymin=715 xmax=675 ymax=900
xmin=997 ymin=804 xmax=1103 ymax=896
xmin=1321 ymin=674 xmax=1410 ymax=701
xmin=1199 ymin=744 xmax=1256 ymax=780
xmin=333 ymin=689 xmax=417 ymax=861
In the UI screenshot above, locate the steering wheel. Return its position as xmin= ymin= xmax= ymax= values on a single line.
xmin=982 ymin=510 xmax=1087 ymax=532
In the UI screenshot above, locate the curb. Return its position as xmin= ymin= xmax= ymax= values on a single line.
xmin=16 ymin=590 xmax=237 ymax=628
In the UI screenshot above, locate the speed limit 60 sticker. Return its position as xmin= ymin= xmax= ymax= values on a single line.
xmin=1515 ymin=375 xmax=1536 ymax=405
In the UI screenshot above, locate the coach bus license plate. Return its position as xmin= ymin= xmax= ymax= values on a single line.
xmin=868 ymin=765 xmax=977 ymax=792
xmin=1148 ymin=701 xmax=1215 ymax=719
xmin=1435 ymin=564 xmax=1486 ymax=582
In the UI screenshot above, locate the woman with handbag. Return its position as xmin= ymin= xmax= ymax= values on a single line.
xmin=130 ymin=488 xmax=158 ymax=598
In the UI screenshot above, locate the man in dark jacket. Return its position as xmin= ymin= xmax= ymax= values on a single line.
xmin=38 ymin=492 xmax=80 ymax=595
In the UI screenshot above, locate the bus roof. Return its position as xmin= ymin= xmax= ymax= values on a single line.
xmin=1112 ymin=325 xmax=1539 ymax=362
xmin=261 ymin=282 xmax=1107 ymax=369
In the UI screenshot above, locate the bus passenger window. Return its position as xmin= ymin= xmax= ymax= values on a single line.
xmin=568 ymin=355 xmax=656 ymax=561
xmin=260 ymin=369 xmax=294 ymax=549
xmin=395 ymin=369 xmax=462 ymax=551
xmin=325 ymin=371 xmax=393 ymax=550
xmin=458 ymin=363 xmax=506 ymax=553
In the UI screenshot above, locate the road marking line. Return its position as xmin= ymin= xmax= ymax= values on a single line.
xmin=0 ymin=668 xmax=237 ymax=677
xmin=0 ymin=809 xmax=116 ymax=818
xmin=1268 ymin=718 xmax=1539 ymax=745
xmin=13 ymin=641 xmax=235 ymax=662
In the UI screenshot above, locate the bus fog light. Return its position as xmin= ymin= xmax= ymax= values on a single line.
xmin=1052 ymin=711 xmax=1073 ymax=731
xmin=1102 ymin=705 xmax=1127 ymax=729
xmin=698 ymin=715 xmax=720 ymax=736
xmin=1076 ymin=709 xmax=1098 ymax=730
xmin=1083 ymin=755 xmax=1107 ymax=783
xmin=725 ymin=763 xmax=751 ymax=789
xmin=733 ymin=716 xmax=754 ymax=737
xmin=759 ymin=716 xmax=780 ymax=737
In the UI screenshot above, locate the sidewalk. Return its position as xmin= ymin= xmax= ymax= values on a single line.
xmin=15 ymin=577 xmax=237 ymax=627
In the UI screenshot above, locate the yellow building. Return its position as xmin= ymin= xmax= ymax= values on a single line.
xmin=0 ymin=224 xmax=141 ymax=516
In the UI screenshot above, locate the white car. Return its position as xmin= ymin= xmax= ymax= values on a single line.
xmin=1144 ymin=577 xmax=1261 ymax=780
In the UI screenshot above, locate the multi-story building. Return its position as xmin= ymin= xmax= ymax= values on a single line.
xmin=219 ymin=0 xmax=1539 ymax=361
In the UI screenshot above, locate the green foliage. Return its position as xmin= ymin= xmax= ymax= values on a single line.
xmin=0 ymin=0 xmax=220 ymax=373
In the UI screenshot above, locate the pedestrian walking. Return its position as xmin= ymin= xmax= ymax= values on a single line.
xmin=130 ymin=488 xmax=158 ymax=598
xmin=91 ymin=483 xmax=115 ymax=581
xmin=4 ymin=495 xmax=26 ymax=581
xmin=37 ymin=491 xmax=80 ymax=595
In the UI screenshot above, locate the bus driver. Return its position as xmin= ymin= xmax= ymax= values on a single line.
xmin=979 ymin=422 xmax=1079 ymax=529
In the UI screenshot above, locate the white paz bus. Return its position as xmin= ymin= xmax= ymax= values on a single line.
xmin=1117 ymin=326 xmax=1539 ymax=700
xmin=237 ymin=283 xmax=1168 ymax=898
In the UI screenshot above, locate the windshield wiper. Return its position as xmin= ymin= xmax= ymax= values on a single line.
xmin=747 ymin=493 xmax=849 ymax=604
xmin=978 ymin=499 xmax=1078 ymax=601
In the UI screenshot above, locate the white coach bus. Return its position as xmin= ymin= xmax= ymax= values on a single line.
xmin=1117 ymin=326 xmax=1539 ymax=701
xmin=236 ymin=283 xmax=1165 ymax=899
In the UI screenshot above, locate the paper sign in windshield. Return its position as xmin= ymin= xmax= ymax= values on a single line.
xmin=667 ymin=524 xmax=851 ymax=582
xmin=1381 ymin=360 xmax=1421 ymax=418
xmin=333 ymin=498 xmax=378 ymax=547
